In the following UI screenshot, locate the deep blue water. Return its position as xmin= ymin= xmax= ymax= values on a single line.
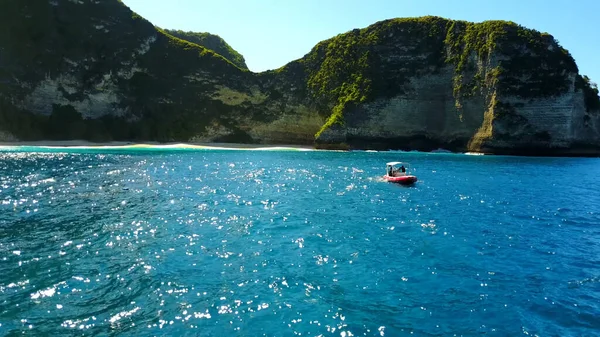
xmin=0 ymin=147 xmax=599 ymax=336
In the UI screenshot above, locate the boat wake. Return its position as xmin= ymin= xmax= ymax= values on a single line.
xmin=370 ymin=176 xmax=388 ymax=183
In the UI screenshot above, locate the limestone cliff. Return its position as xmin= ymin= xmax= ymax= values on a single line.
xmin=0 ymin=1 xmax=598 ymax=156
xmin=0 ymin=0 xmax=278 ymax=142
xmin=295 ymin=18 xmax=600 ymax=155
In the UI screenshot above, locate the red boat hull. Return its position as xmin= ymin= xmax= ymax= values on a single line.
xmin=383 ymin=175 xmax=417 ymax=185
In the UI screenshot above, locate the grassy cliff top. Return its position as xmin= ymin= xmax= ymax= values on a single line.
xmin=163 ymin=29 xmax=248 ymax=70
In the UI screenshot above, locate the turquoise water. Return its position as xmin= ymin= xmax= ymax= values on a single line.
xmin=0 ymin=147 xmax=599 ymax=336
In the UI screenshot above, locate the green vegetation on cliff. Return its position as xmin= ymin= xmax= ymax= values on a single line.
xmin=0 ymin=0 xmax=258 ymax=142
xmin=302 ymin=29 xmax=373 ymax=138
xmin=444 ymin=20 xmax=576 ymax=101
xmin=163 ymin=29 xmax=248 ymax=70
xmin=0 ymin=0 xmax=159 ymax=91
xmin=576 ymin=75 xmax=600 ymax=113
xmin=302 ymin=16 xmax=449 ymax=138
xmin=293 ymin=16 xmax=579 ymax=138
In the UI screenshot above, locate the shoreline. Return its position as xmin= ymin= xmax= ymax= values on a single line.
xmin=0 ymin=140 xmax=599 ymax=158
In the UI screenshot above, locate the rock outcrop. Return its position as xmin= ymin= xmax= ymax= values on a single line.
xmin=0 ymin=0 xmax=598 ymax=156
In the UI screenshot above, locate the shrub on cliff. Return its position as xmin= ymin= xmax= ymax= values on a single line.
xmin=576 ymin=75 xmax=600 ymax=112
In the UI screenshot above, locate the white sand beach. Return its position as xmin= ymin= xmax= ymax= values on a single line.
xmin=0 ymin=140 xmax=318 ymax=151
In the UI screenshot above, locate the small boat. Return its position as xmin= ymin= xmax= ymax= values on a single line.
xmin=383 ymin=161 xmax=417 ymax=185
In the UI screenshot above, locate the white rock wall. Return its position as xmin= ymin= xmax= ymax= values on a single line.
xmin=21 ymin=74 xmax=126 ymax=118
xmin=20 ymin=32 xmax=157 ymax=119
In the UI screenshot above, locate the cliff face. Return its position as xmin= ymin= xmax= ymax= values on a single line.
xmin=0 ymin=1 xmax=599 ymax=155
xmin=297 ymin=18 xmax=600 ymax=154
xmin=0 ymin=0 xmax=277 ymax=142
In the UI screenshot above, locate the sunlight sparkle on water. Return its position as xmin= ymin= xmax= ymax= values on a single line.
xmin=0 ymin=148 xmax=598 ymax=335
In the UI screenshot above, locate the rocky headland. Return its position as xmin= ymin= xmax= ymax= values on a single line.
xmin=0 ymin=0 xmax=598 ymax=156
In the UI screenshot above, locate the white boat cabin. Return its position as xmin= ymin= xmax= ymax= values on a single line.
xmin=386 ymin=161 xmax=410 ymax=177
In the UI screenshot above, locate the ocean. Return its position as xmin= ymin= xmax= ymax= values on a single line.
xmin=0 ymin=146 xmax=599 ymax=336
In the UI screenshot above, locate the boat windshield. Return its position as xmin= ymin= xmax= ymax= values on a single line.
xmin=387 ymin=162 xmax=409 ymax=168
xmin=386 ymin=162 xmax=409 ymax=175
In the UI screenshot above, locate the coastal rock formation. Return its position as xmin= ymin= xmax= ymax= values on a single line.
xmin=296 ymin=18 xmax=600 ymax=155
xmin=0 ymin=0 xmax=598 ymax=155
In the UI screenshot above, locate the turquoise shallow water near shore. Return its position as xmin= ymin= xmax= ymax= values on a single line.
xmin=0 ymin=147 xmax=599 ymax=336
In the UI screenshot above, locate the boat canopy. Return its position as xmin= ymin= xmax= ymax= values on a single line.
xmin=386 ymin=162 xmax=409 ymax=167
